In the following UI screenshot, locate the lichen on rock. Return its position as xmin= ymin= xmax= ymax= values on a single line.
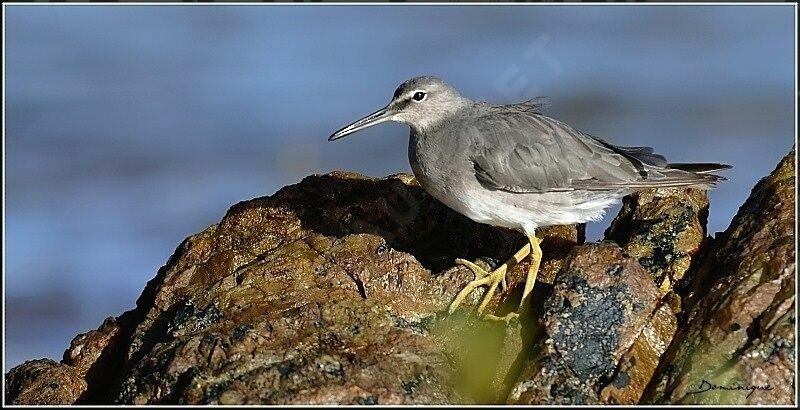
xmin=507 ymin=242 xmax=663 ymax=405
xmin=605 ymin=186 xmax=710 ymax=297
xmin=642 ymin=147 xmax=796 ymax=405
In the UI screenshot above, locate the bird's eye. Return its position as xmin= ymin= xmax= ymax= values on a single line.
xmin=412 ymin=91 xmax=427 ymax=102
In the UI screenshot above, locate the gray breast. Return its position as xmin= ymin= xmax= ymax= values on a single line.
xmin=408 ymin=129 xmax=474 ymax=209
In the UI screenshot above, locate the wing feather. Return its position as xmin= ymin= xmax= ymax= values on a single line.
xmin=467 ymin=110 xmax=714 ymax=193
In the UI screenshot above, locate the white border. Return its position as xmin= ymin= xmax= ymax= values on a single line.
xmin=1 ymin=2 xmax=797 ymax=408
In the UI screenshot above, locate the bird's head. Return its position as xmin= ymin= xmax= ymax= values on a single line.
xmin=328 ymin=76 xmax=469 ymax=141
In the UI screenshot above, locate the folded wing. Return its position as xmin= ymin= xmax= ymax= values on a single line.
xmin=467 ymin=111 xmax=726 ymax=193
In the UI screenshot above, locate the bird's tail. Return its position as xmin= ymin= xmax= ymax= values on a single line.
xmin=656 ymin=162 xmax=732 ymax=188
xmin=667 ymin=162 xmax=732 ymax=174
xmin=583 ymin=162 xmax=732 ymax=191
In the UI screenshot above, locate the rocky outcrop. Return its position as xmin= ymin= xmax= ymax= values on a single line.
xmin=5 ymin=148 xmax=795 ymax=405
xmin=4 ymin=171 xmax=578 ymax=405
xmin=605 ymin=187 xmax=710 ymax=298
xmin=5 ymin=359 xmax=86 ymax=405
xmin=642 ymin=147 xmax=795 ymax=405
xmin=595 ymin=186 xmax=712 ymax=404
xmin=507 ymin=184 xmax=713 ymax=405
xmin=507 ymin=241 xmax=663 ymax=405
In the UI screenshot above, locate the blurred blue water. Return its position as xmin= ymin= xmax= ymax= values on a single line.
xmin=4 ymin=5 xmax=795 ymax=369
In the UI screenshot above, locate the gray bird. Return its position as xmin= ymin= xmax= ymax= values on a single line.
xmin=329 ymin=76 xmax=730 ymax=321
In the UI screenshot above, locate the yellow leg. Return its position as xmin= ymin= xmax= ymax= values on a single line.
xmin=448 ymin=242 xmax=532 ymax=317
xmin=519 ymin=234 xmax=543 ymax=309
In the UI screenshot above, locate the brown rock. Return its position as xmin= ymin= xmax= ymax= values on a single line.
xmin=598 ymin=303 xmax=677 ymax=404
xmin=111 ymin=172 xmax=502 ymax=404
xmin=597 ymin=186 xmax=712 ymax=404
xmin=62 ymin=316 xmax=129 ymax=402
xmin=63 ymin=317 xmax=121 ymax=377
xmin=605 ymin=187 xmax=710 ymax=296
xmin=5 ymin=172 xmax=580 ymax=405
xmin=502 ymin=184 xmax=713 ymax=405
xmin=5 ymin=359 xmax=87 ymax=405
xmin=642 ymin=147 xmax=795 ymax=405
xmin=507 ymin=242 xmax=662 ymax=405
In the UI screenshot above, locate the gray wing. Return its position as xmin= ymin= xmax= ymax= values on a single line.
xmin=467 ymin=111 xmax=714 ymax=193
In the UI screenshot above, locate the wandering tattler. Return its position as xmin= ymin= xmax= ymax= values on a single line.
xmin=329 ymin=76 xmax=730 ymax=321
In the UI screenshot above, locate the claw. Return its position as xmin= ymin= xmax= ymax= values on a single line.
xmin=449 ymin=241 xmax=532 ymax=317
xmin=455 ymin=258 xmax=489 ymax=278
xmin=447 ymin=268 xmax=498 ymax=314
xmin=448 ymin=232 xmax=543 ymax=321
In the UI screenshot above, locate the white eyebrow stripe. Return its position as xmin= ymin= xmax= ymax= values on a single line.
xmin=395 ymin=89 xmax=428 ymax=103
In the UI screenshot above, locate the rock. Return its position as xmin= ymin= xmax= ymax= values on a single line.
xmin=63 ymin=317 xmax=121 ymax=377
xmin=5 ymin=359 xmax=87 ymax=405
xmin=507 ymin=186 xmax=712 ymax=405
xmin=109 ymin=171 xmax=511 ymax=405
xmin=598 ymin=302 xmax=677 ymax=404
xmin=594 ymin=186 xmax=711 ymax=403
xmin=605 ymin=187 xmax=710 ymax=298
xmin=507 ymin=242 xmax=663 ymax=404
xmin=62 ymin=316 xmax=128 ymax=402
xmin=6 ymin=315 xmax=130 ymax=405
xmin=642 ymin=147 xmax=795 ymax=405
xmin=4 ymin=172 xmax=579 ymax=405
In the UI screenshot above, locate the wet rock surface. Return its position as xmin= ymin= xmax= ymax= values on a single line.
xmin=102 ymin=172 xmax=519 ymax=405
xmin=4 ymin=171 xmax=576 ymax=405
xmin=605 ymin=187 xmax=710 ymax=298
xmin=642 ymin=147 xmax=796 ymax=405
xmin=507 ymin=242 xmax=662 ymax=405
xmin=595 ymin=186 xmax=712 ymax=403
xmin=5 ymin=147 xmax=795 ymax=405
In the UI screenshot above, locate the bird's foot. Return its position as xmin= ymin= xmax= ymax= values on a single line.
xmin=453 ymin=258 xmax=508 ymax=290
xmin=448 ymin=260 xmax=510 ymax=316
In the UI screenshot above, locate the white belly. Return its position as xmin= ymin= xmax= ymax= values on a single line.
xmin=427 ymin=178 xmax=626 ymax=235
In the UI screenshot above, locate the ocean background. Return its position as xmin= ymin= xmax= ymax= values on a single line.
xmin=4 ymin=5 xmax=795 ymax=368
